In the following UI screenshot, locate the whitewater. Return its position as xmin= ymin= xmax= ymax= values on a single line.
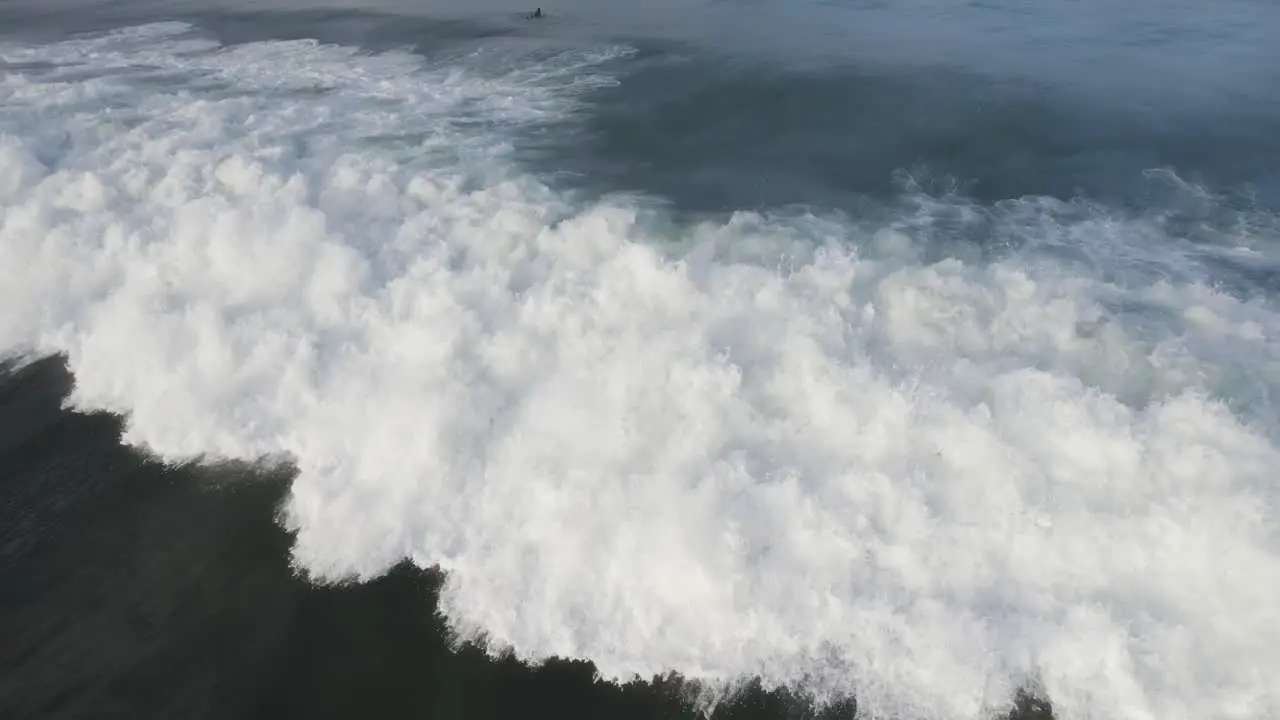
xmin=2 ymin=18 xmax=1279 ymax=720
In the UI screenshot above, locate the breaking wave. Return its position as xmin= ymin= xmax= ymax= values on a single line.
xmin=2 ymin=22 xmax=1279 ymax=720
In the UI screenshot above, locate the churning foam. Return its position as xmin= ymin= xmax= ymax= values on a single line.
xmin=2 ymin=22 xmax=1279 ymax=720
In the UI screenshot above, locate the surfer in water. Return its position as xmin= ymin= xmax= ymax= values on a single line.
xmin=527 ymin=7 xmax=543 ymax=18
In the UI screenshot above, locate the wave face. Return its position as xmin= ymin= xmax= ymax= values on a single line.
xmin=3 ymin=20 xmax=1280 ymax=720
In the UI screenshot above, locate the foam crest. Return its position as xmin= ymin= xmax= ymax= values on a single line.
xmin=3 ymin=23 xmax=1279 ymax=720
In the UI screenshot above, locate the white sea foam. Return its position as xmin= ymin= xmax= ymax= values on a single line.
xmin=2 ymin=22 xmax=1279 ymax=720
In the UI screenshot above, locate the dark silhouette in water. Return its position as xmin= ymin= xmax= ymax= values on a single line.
xmin=527 ymin=7 xmax=543 ymax=18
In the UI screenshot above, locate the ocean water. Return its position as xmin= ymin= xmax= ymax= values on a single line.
xmin=1 ymin=1 xmax=1278 ymax=719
